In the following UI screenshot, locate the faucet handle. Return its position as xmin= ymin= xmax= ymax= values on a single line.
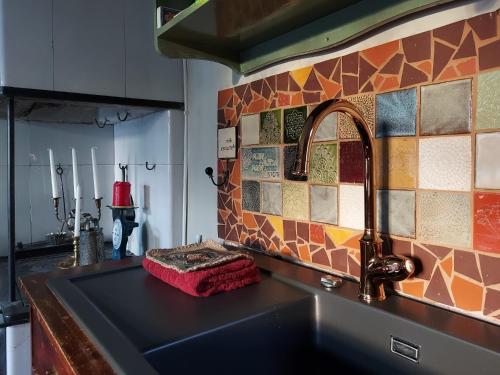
xmin=369 ymin=255 xmax=415 ymax=282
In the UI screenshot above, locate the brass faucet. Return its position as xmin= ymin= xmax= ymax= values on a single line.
xmin=292 ymin=99 xmax=415 ymax=302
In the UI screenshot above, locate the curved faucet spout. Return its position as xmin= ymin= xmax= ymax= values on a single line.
xmin=291 ymin=99 xmax=414 ymax=302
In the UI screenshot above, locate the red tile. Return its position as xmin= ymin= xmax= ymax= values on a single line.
xmin=331 ymin=248 xmax=348 ymax=273
xmin=342 ymin=52 xmax=359 ymax=74
xmin=348 ymin=255 xmax=360 ymax=278
xmin=342 ymin=75 xmax=358 ymax=96
xmin=250 ymin=79 xmax=263 ymax=95
xmin=468 ymin=12 xmax=497 ymax=40
xmin=276 ymin=72 xmax=289 ymax=91
xmin=484 ymin=288 xmax=500 ymax=315
xmin=433 ymin=41 xmax=455 ymax=80
xmin=358 ymin=57 xmax=377 ymax=89
xmin=289 ymin=75 xmax=301 ymax=92
xmin=478 ymin=254 xmax=500 ymax=286
xmin=283 ymin=220 xmax=296 ymax=241
xmin=433 ymin=20 xmax=465 ymax=46
xmin=379 ymin=53 xmax=404 ymax=75
xmin=400 ymin=63 xmax=428 ymax=87
xmin=362 ymin=40 xmax=400 ymax=68
xmin=478 ymin=40 xmax=500 ymax=71
xmin=303 ymin=92 xmax=320 ymax=104
xmin=453 ymin=31 xmax=476 ymax=60
xmin=310 ymin=224 xmax=325 ymax=244
xmin=402 ymin=32 xmax=431 ymax=63
xmin=474 ymin=192 xmax=500 ymax=253
xmin=297 ymin=222 xmax=309 ymax=242
xmin=413 ymin=245 xmax=437 ymax=281
xmin=312 ymin=248 xmax=330 ymax=267
xmin=454 ymin=249 xmax=482 ymax=282
xmin=314 ymin=58 xmax=338 ymax=79
xmin=425 ymin=268 xmax=453 ymax=306
xmin=339 ymin=141 xmax=364 ymax=183
xmin=303 ymin=70 xmax=322 ymax=91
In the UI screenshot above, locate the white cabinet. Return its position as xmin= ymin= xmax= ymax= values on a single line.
xmin=124 ymin=0 xmax=183 ymax=102
xmin=53 ymin=0 xmax=126 ymax=97
xmin=0 ymin=0 xmax=53 ymax=90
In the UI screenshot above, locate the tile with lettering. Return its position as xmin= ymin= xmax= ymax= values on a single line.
xmin=311 ymin=185 xmax=338 ymax=225
xmin=377 ymin=190 xmax=416 ymax=238
xmin=284 ymin=106 xmax=307 ymax=144
xmin=476 ymin=132 xmax=500 ymax=189
xmin=260 ymin=109 xmax=282 ymax=144
xmin=261 ymin=182 xmax=282 ymax=216
xmin=376 ymin=88 xmax=417 ymax=138
xmin=421 ymin=80 xmax=471 ymax=135
xmin=242 ymin=147 xmax=281 ymax=180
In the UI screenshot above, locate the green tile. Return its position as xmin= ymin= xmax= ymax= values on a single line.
xmin=282 ymin=182 xmax=309 ymax=220
xmin=310 ymin=143 xmax=337 ymax=184
xmin=284 ymin=106 xmax=307 ymax=144
xmin=260 ymin=109 xmax=282 ymax=144
xmin=477 ymin=71 xmax=500 ymax=130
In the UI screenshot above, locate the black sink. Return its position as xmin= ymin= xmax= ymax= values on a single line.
xmin=47 ymin=253 xmax=500 ymax=375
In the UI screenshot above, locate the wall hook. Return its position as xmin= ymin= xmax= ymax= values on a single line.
xmin=118 ymin=163 xmax=128 ymax=182
xmin=95 ymin=118 xmax=110 ymax=128
xmin=205 ymin=166 xmax=229 ymax=187
xmin=117 ymin=112 xmax=130 ymax=122
xmin=145 ymin=162 xmax=156 ymax=171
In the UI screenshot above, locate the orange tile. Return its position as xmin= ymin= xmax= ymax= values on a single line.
xmin=342 ymin=234 xmax=362 ymax=250
xmin=298 ymin=244 xmax=311 ymax=262
xmin=243 ymin=212 xmax=258 ymax=229
xmin=270 ymin=242 xmax=278 ymax=252
xmin=439 ymin=66 xmax=458 ymax=80
xmin=278 ymin=93 xmax=290 ymax=107
xmin=218 ymin=88 xmax=233 ymax=108
xmin=310 ymin=224 xmax=325 ymax=244
xmin=379 ymin=76 xmax=399 ymax=91
xmin=374 ymin=74 xmax=384 ymax=90
xmin=317 ymin=74 xmax=341 ymax=98
xmin=441 ymin=256 xmax=453 ymax=278
xmin=248 ymin=98 xmax=265 ymax=113
xmin=229 ymin=159 xmax=240 ymax=185
xmin=233 ymin=200 xmax=241 ymax=218
xmin=290 ymin=67 xmax=313 ymax=88
xmin=290 ymin=92 xmax=303 ymax=106
xmin=417 ymin=61 xmax=432 ymax=75
xmin=451 ymin=275 xmax=483 ymax=311
xmin=456 ymin=58 xmax=477 ymax=75
xmin=474 ymin=192 xmax=500 ymax=253
xmin=281 ymin=246 xmax=292 ymax=256
xmin=362 ymin=40 xmax=400 ymax=67
xmin=224 ymin=108 xmax=235 ymax=124
xmin=402 ymin=281 xmax=425 ymax=298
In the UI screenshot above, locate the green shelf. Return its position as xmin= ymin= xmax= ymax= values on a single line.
xmin=154 ymin=0 xmax=455 ymax=75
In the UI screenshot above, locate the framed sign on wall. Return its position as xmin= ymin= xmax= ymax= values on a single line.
xmin=218 ymin=126 xmax=237 ymax=159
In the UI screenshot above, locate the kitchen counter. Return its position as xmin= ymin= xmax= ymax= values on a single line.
xmin=20 ymin=246 xmax=500 ymax=375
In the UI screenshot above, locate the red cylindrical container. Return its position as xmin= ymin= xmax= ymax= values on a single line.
xmin=113 ymin=181 xmax=131 ymax=207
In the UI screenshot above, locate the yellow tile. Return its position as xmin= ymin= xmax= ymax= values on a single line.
xmin=283 ymin=182 xmax=309 ymax=221
xmin=324 ymin=226 xmax=354 ymax=247
xmin=376 ymin=138 xmax=417 ymax=189
xmin=290 ymin=67 xmax=312 ymax=88
xmin=268 ymin=215 xmax=284 ymax=240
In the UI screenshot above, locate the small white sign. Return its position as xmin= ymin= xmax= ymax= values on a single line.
xmin=218 ymin=127 xmax=237 ymax=159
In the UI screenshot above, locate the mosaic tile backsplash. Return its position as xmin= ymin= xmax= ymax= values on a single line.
xmin=217 ymin=11 xmax=500 ymax=325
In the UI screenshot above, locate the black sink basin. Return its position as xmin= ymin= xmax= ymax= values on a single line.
xmin=47 ymin=253 xmax=500 ymax=375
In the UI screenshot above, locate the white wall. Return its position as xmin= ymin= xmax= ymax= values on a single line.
xmin=184 ymin=0 xmax=500 ymax=244
xmin=114 ymin=110 xmax=184 ymax=254
xmin=0 ymin=120 xmax=115 ymax=256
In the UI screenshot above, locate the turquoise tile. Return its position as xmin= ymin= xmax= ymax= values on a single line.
xmin=242 ymin=147 xmax=281 ymax=180
xmin=376 ymin=88 xmax=417 ymax=138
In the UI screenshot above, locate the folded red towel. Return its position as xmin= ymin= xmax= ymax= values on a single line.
xmin=142 ymin=241 xmax=261 ymax=297
xmin=142 ymin=257 xmax=260 ymax=297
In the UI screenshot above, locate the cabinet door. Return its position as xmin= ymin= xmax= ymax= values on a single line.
xmin=0 ymin=0 xmax=53 ymax=90
xmin=53 ymin=0 xmax=125 ymax=97
xmin=124 ymin=0 xmax=183 ymax=102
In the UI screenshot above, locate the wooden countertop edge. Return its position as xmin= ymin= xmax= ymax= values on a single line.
xmin=19 ymin=264 xmax=119 ymax=374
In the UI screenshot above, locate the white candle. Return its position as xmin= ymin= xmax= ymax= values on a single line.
xmin=48 ymin=149 xmax=60 ymax=198
xmin=91 ymin=147 xmax=101 ymax=199
xmin=71 ymin=148 xmax=79 ymax=199
xmin=74 ymin=185 xmax=81 ymax=237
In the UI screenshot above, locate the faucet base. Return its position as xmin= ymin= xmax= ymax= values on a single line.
xmin=360 ymin=291 xmax=386 ymax=303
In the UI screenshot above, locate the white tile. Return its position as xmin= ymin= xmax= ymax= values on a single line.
xmin=311 ymin=185 xmax=337 ymax=225
xmin=476 ymin=132 xmax=500 ymax=189
xmin=313 ymin=112 xmax=337 ymax=141
xmin=376 ymin=190 xmax=415 ymax=238
xmin=418 ymin=136 xmax=471 ymax=191
xmin=339 ymin=184 xmax=364 ymax=230
xmin=241 ymin=114 xmax=260 ymax=145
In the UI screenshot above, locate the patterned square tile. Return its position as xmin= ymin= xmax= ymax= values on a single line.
xmin=283 ymin=145 xmax=298 ymax=180
xmin=310 ymin=185 xmax=338 ymax=225
xmin=260 ymin=109 xmax=282 ymax=144
xmin=261 ymin=182 xmax=282 ymax=216
xmin=477 ymin=71 xmax=500 ymax=130
xmin=339 ymin=184 xmax=364 ymax=230
xmin=241 ymin=114 xmax=260 ymax=145
xmin=284 ymin=106 xmax=307 ymax=144
xmin=282 ymin=182 xmax=309 ymax=220
xmin=310 ymin=143 xmax=338 ymax=184
xmin=242 ymin=180 xmax=260 ymax=212
xmin=420 ymin=79 xmax=471 ymax=135
xmin=375 ymin=88 xmax=417 ymax=138
xmin=376 ymin=138 xmax=417 ymax=189
xmin=418 ymin=191 xmax=471 ymax=248
xmin=419 ymin=136 xmax=471 ymax=191
xmin=242 ymin=147 xmax=281 ymax=180
xmin=474 ymin=192 xmax=500 ymax=253
xmin=338 ymin=94 xmax=375 ymax=139
xmin=314 ymin=112 xmax=337 ymax=141
xmin=339 ymin=141 xmax=364 ymax=183
xmin=476 ymin=132 xmax=500 ymax=189
xmin=377 ymin=190 xmax=416 ymax=238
